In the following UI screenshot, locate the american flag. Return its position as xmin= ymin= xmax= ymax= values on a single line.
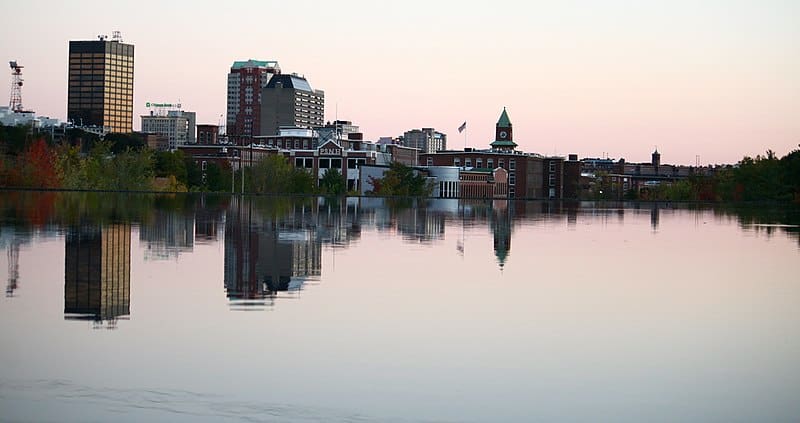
xmin=458 ymin=121 xmax=466 ymax=133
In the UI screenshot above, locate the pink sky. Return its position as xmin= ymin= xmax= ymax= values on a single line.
xmin=1 ymin=0 xmax=798 ymax=165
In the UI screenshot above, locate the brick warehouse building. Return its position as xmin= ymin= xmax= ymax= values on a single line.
xmin=421 ymin=108 xmax=568 ymax=199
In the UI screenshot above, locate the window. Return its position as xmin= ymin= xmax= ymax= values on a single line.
xmin=319 ymin=158 xmax=330 ymax=169
xmin=487 ymin=159 xmax=494 ymax=169
xmin=476 ymin=159 xmax=482 ymax=168
xmin=465 ymin=158 xmax=472 ymax=167
xmin=509 ymin=160 xmax=516 ymax=170
xmin=454 ymin=158 xmax=461 ymax=167
xmin=509 ymin=174 xmax=516 ymax=185
xmin=499 ymin=159 xmax=505 ymax=168
xmin=295 ymin=158 xmax=304 ymax=168
xmin=427 ymin=157 xmax=433 ymax=166
xmin=331 ymin=158 xmax=342 ymax=169
xmin=549 ymin=174 xmax=556 ymax=187
xmin=549 ymin=162 xmax=556 ymax=172
xmin=348 ymin=158 xmax=358 ymax=169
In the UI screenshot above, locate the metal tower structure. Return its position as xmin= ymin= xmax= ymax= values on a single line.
xmin=9 ymin=61 xmax=24 ymax=112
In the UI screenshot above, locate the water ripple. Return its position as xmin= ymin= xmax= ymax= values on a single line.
xmin=0 ymin=379 xmax=453 ymax=423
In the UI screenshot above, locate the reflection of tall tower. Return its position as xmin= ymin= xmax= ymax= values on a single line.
xmin=651 ymin=206 xmax=660 ymax=230
xmin=491 ymin=201 xmax=512 ymax=270
xmin=64 ymin=224 xmax=131 ymax=325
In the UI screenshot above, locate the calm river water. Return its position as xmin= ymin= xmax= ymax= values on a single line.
xmin=0 ymin=191 xmax=798 ymax=422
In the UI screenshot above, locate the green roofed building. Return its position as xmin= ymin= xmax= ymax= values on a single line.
xmin=490 ymin=107 xmax=517 ymax=152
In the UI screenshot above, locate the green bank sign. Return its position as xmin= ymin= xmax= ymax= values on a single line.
xmin=146 ymin=102 xmax=181 ymax=108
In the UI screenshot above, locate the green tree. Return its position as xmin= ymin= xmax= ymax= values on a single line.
xmin=205 ymin=162 xmax=228 ymax=192
xmin=244 ymin=155 xmax=316 ymax=194
xmin=369 ymin=161 xmax=432 ymax=197
xmin=154 ymin=150 xmax=188 ymax=185
xmin=319 ymin=168 xmax=345 ymax=196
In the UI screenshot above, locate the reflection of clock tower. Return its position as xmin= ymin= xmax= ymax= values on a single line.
xmin=490 ymin=107 xmax=517 ymax=152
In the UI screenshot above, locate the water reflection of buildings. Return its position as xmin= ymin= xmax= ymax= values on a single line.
xmin=224 ymin=198 xmax=321 ymax=310
xmin=139 ymin=210 xmax=194 ymax=260
xmin=64 ymin=223 xmax=131 ymax=328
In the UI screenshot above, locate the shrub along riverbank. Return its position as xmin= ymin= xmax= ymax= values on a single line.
xmin=1 ymin=125 xmax=797 ymax=202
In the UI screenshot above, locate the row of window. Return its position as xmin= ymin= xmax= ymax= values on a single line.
xmin=452 ymin=157 xmax=516 ymax=170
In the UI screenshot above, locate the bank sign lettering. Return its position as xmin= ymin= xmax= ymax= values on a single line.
xmin=320 ymin=147 xmax=341 ymax=155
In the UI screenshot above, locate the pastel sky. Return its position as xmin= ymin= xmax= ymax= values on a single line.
xmin=1 ymin=0 xmax=798 ymax=165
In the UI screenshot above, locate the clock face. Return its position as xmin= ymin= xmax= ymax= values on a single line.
xmin=500 ymin=131 xmax=507 ymax=139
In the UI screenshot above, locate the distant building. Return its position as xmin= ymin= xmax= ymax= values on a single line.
xmin=143 ymin=133 xmax=169 ymax=151
xmin=402 ymin=128 xmax=446 ymax=153
xmin=67 ymin=36 xmax=134 ymax=133
xmin=197 ymin=124 xmax=219 ymax=145
xmin=226 ymin=59 xmax=281 ymax=138
xmin=0 ymin=106 xmax=36 ymax=126
xmin=141 ymin=110 xmax=196 ymax=151
xmin=260 ymin=73 xmax=325 ymax=136
xmin=320 ymin=120 xmax=359 ymax=140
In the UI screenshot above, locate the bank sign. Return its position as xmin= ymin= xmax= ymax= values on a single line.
xmin=146 ymin=102 xmax=181 ymax=108
xmin=318 ymin=141 xmax=342 ymax=156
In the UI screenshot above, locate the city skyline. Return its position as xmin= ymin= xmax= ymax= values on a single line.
xmin=1 ymin=0 xmax=798 ymax=165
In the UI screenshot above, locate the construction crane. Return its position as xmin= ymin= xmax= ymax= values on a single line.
xmin=8 ymin=61 xmax=24 ymax=112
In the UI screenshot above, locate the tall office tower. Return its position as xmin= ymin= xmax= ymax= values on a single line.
xmin=260 ymin=73 xmax=325 ymax=136
xmin=402 ymin=128 xmax=447 ymax=153
xmin=64 ymin=223 xmax=131 ymax=324
xmin=226 ymin=59 xmax=280 ymax=139
xmin=67 ymin=34 xmax=134 ymax=133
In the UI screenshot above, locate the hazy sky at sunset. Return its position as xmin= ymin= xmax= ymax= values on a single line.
xmin=1 ymin=0 xmax=797 ymax=164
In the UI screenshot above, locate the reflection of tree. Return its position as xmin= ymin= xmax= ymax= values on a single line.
xmin=64 ymin=223 xmax=131 ymax=329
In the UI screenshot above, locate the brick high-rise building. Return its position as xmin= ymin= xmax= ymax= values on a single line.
xmin=226 ymin=59 xmax=280 ymax=140
xmin=67 ymin=35 xmax=134 ymax=133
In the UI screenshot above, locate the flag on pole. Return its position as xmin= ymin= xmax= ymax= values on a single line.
xmin=458 ymin=121 xmax=467 ymax=133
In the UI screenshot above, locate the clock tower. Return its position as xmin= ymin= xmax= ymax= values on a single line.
xmin=490 ymin=107 xmax=517 ymax=152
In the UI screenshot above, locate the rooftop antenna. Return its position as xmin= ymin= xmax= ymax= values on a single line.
xmin=112 ymin=30 xmax=123 ymax=42
xmin=8 ymin=61 xmax=24 ymax=112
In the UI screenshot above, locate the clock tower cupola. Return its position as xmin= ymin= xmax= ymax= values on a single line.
xmin=490 ymin=107 xmax=517 ymax=152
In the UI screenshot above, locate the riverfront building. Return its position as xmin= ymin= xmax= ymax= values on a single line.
xmin=226 ymin=59 xmax=281 ymax=139
xmin=421 ymin=108 xmax=568 ymax=199
xmin=141 ymin=110 xmax=196 ymax=151
xmin=260 ymin=73 xmax=325 ymax=137
xmin=67 ymin=35 xmax=134 ymax=133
